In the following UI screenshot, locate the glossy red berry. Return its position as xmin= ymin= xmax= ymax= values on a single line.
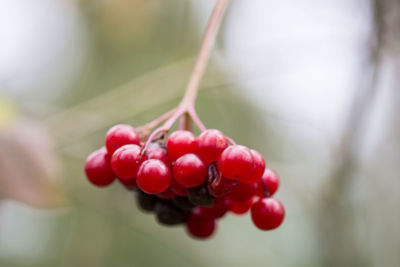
xmin=251 ymin=198 xmax=285 ymax=230
xmin=228 ymin=182 xmax=257 ymax=202
xmin=146 ymin=146 xmax=171 ymax=167
xmin=118 ymin=177 xmax=137 ymax=190
xmin=207 ymin=163 xmax=238 ymax=198
xmin=230 ymin=198 xmax=254 ymax=215
xmin=197 ymin=129 xmax=228 ymax=164
xmin=137 ymin=159 xmax=171 ymax=194
xmin=111 ymin=144 xmax=142 ymax=179
xmin=217 ymin=145 xmax=254 ymax=181
xmin=84 ymin=148 xmax=115 ymax=187
xmin=173 ymin=154 xmax=207 ymax=188
xmin=256 ymin=168 xmax=280 ymax=197
xmin=105 ymin=124 xmax=140 ymax=155
xmin=241 ymin=149 xmax=265 ymax=184
xmin=166 ymin=130 xmax=197 ymax=161
xmin=186 ymin=208 xmax=216 ymax=239
xmin=202 ymin=198 xmax=231 ymax=218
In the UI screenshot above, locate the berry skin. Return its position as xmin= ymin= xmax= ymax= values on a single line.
xmin=256 ymin=168 xmax=280 ymax=197
xmin=118 ymin=177 xmax=137 ymax=190
xmin=166 ymin=130 xmax=197 ymax=161
xmin=173 ymin=154 xmax=207 ymax=188
xmin=202 ymin=198 xmax=231 ymax=219
xmin=105 ymin=124 xmax=140 ymax=155
xmin=230 ymin=198 xmax=254 ymax=215
xmin=111 ymin=144 xmax=142 ymax=179
xmin=172 ymin=197 xmax=195 ymax=212
xmin=217 ymin=145 xmax=254 ymax=181
xmin=137 ymin=159 xmax=172 ymax=194
xmin=155 ymin=201 xmax=188 ymax=226
xmin=251 ymin=198 xmax=285 ymax=230
xmin=186 ymin=208 xmax=216 ymax=239
xmin=197 ymin=129 xmax=228 ymax=164
xmin=228 ymin=182 xmax=257 ymax=202
xmin=146 ymin=146 xmax=171 ymax=167
xmin=207 ymin=163 xmax=238 ymax=198
xmin=136 ymin=190 xmax=159 ymax=212
xmin=188 ymin=183 xmax=215 ymax=207
xmin=84 ymin=148 xmax=115 ymax=187
xmin=170 ymin=178 xmax=188 ymax=197
xmin=157 ymin=188 xmax=176 ymax=200
xmin=241 ymin=149 xmax=265 ymax=184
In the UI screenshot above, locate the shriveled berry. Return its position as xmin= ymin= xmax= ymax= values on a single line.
xmin=111 ymin=144 xmax=142 ymax=179
xmin=217 ymin=145 xmax=254 ymax=181
xmin=146 ymin=146 xmax=171 ymax=167
xmin=188 ymin=183 xmax=215 ymax=207
xmin=230 ymin=198 xmax=254 ymax=215
xmin=197 ymin=129 xmax=228 ymax=164
xmin=172 ymin=197 xmax=195 ymax=212
xmin=256 ymin=168 xmax=279 ymax=197
xmin=186 ymin=208 xmax=216 ymax=239
xmin=136 ymin=190 xmax=158 ymax=212
xmin=118 ymin=177 xmax=137 ymax=190
xmin=241 ymin=149 xmax=265 ymax=184
xmin=173 ymin=154 xmax=207 ymax=188
xmin=228 ymin=182 xmax=257 ymax=202
xmin=84 ymin=148 xmax=115 ymax=187
xmin=251 ymin=198 xmax=285 ymax=230
xmin=202 ymin=198 xmax=231 ymax=219
xmin=137 ymin=159 xmax=171 ymax=194
xmin=166 ymin=130 xmax=197 ymax=161
xmin=105 ymin=124 xmax=140 ymax=155
xmin=155 ymin=201 xmax=188 ymax=226
xmin=207 ymin=163 xmax=238 ymax=197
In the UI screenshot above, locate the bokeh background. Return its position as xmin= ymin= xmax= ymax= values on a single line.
xmin=0 ymin=0 xmax=399 ymax=266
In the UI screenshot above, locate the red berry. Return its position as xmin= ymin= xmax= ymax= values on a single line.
xmin=207 ymin=163 xmax=238 ymax=198
xmin=230 ymin=198 xmax=254 ymax=215
xmin=256 ymin=168 xmax=280 ymax=197
xmin=105 ymin=124 xmax=140 ymax=155
xmin=118 ymin=177 xmax=137 ymax=190
xmin=228 ymin=182 xmax=257 ymax=202
xmin=241 ymin=149 xmax=265 ymax=184
xmin=166 ymin=130 xmax=197 ymax=161
xmin=146 ymin=146 xmax=171 ymax=167
xmin=170 ymin=177 xmax=188 ymax=196
xmin=84 ymin=148 xmax=115 ymax=187
xmin=157 ymin=188 xmax=176 ymax=199
xmin=186 ymin=208 xmax=216 ymax=239
xmin=251 ymin=198 xmax=285 ymax=230
xmin=202 ymin=198 xmax=231 ymax=219
xmin=197 ymin=129 xmax=228 ymax=164
xmin=111 ymin=144 xmax=142 ymax=179
xmin=217 ymin=145 xmax=254 ymax=180
xmin=173 ymin=154 xmax=207 ymax=188
xmin=137 ymin=159 xmax=171 ymax=194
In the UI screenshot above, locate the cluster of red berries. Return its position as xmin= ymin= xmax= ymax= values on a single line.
xmin=84 ymin=124 xmax=285 ymax=239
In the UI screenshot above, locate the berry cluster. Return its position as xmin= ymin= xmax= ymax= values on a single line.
xmin=84 ymin=125 xmax=285 ymax=239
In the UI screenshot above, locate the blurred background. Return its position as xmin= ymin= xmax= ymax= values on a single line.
xmin=0 ymin=0 xmax=399 ymax=266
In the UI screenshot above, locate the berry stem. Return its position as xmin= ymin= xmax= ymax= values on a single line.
xmin=261 ymin=179 xmax=270 ymax=197
xmin=137 ymin=108 xmax=177 ymax=138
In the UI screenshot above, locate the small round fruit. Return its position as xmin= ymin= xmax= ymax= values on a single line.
xmin=188 ymin=183 xmax=215 ymax=207
xmin=84 ymin=148 xmax=115 ymax=187
xmin=146 ymin=146 xmax=171 ymax=166
xmin=155 ymin=201 xmax=188 ymax=226
xmin=241 ymin=149 xmax=265 ymax=184
xmin=217 ymin=145 xmax=254 ymax=180
xmin=251 ymin=198 xmax=285 ymax=230
xmin=173 ymin=154 xmax=207 ymax=188
xmin=166 ymin=130 xmax=197 ymax=161
xmin=136 ymin=190 xmax=158 ymax=212
xmin=111 ymin=144 xmax=142 ymax=179
xmin=118 ymin=177 xmax=137 ymax=190
xmin=256 ymin=168 xmax=280 ymax=197
xmin=170 ymin=178 xmax=188 ymax=196
xmin=228 ymin=182 xmax=257 ymax=202
xmin=186 ymin=208 xmax=216 ymax=239
xmin=207 ymin=163 xmax=238 ymax=198
xmin=172 ymin=197 xmax=195 ymax=212
xmin=105 ymin=124 xmax=140 ymax=154
xmin=202 ymin=198 xmax=231 ymax=218
xmin=230 ymin=198 xmax=254 ymax=215
xmin=137 ymin=159 xmax=172 ymax=194
xmin=197 ymin=129 xmax=228 ymax=164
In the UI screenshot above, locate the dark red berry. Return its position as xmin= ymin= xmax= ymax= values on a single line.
xmin=111 ymin=144 xmax=142 ymax=179
xmin=202 ymin=198 xmax=231 ymax=219
xmin=251 ymin=198 xmax=285 ymax=230
xmin=172 ymin=197 xmax=195 ymax=212
xmin=173 ymin=153 xmax=207 ymax=188
xmin=105 ymin=124 xmax=140 ymax=155
xmin=207 ymin=163 xmax=238 ymax=198
xmin=136 ymin=190 xmax=158 ymax=212
xmin=217 ymin=145 xmax=254 ymax=181
xmin=186 ymin=208 xmax=216 ymax=239
xmin=137 ymin=159 xmax=171 ymax=194
xmin=84 ymin=148 xmax=115 ymax=187
xmin=188 ymin=183 xmax=215 ymax=207
xmin=230 ymin=198 xmax=254 ymax=215
xmin=118 ymin=177 xmax=137 ymax=190
xmin=256 ymin=168 xmax=280 ymax=197
xmin=228 ymin=181 xmax=257 ymax=202
xmin=146 ymin=146 xmax=171 ymax=167
xmin=197 ymin=129 xmax=228 ymax=164
xmin=170 ymin=177 xmax=188 ymax=196
xmin=241 ymin=149 xmax=265 ymax=184
xmin=166 ymin=130 xmax=197 ymax=161
xmin=157 ymin=188 xmax=176 ymax=200
xmin=155 ymin=201 xmax=188 ymax=226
